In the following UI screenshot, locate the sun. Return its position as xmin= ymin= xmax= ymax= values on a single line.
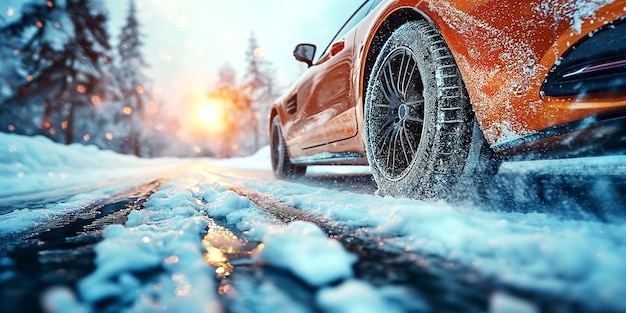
xmin=193 ymin=96 xmax=229 ymax=134
xmin=198 ymin=102 xmax=220 ymax=126
xmin=190 ymin=90 xmax=236 ymax=137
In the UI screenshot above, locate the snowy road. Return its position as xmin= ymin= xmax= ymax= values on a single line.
xmin=1 ymin=134 xmax=626 ymax=313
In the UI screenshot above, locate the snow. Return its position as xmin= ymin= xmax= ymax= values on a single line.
xmin=534 ymin=0 xmax=616 ymax=34
xmin=2 ymin=133 xmax=626 ymax=312
xmin=0 ymin=133 xmax=185 ymax=201
xmin=245 ymin=177 xmax=626 ymax=310
xmin=317 ymin=280 xmax=404 ymax=313
xmin=253 ymin=221 xmax=357 ymax=287
xmin=489 ymin=291 xmax=538 ymax=313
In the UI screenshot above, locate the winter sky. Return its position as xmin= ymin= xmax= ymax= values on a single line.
xmin=106 ymin=0 xmax=364 ymax=113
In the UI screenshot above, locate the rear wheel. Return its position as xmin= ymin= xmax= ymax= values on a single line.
xmin=364 ymin=20 xmax=499 ymax=199
xmin=271 ymin=115 xmax=306 ymax=179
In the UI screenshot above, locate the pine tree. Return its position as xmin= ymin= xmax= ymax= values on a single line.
xmin=217 ymin=63 xmax=237 ymax=91
xmin=0 ymin=0 xmax=112 ymax=144
xmin=242 ymin=32 xmax=278 ymax=152
xmin=0 ymin=32 xmax=31 ymax=134
xmin=0 ymin=1 xmax=60 ymax=137
xmin=215 ymin=63 xmax=239 ymax=157
xmin=117 ymin=0 xmax=150 ymax=156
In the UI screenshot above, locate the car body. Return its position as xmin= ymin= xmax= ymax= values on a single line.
xmin=269 ymin=0 xmax=626 ymax=199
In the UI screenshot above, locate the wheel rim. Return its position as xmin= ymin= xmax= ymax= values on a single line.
xmin=369 ymin=46 xmax=424 ymax=179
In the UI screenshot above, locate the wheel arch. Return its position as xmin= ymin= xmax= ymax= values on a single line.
xmin=267 ymin=105 xmax=286 ymax=140
xmin=267 ymin=106 xmax=285 ymax=146
xmin=268 ymin=107 xmax=281 ymax=145
xmin=360 ymin=6 xmax=492 ymax=148
xmin=360 ymin=8 xmax=431 ymax=118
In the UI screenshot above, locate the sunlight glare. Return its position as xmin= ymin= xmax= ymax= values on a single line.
xmin=186 ymin=89 xmax=235 ymax=139
xmin=198 ymin=102 xmax=221 ymax=126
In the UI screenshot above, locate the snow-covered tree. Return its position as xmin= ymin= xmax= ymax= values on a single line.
xmin=0 ymin=0 xmax=112 ymax=144
xmin=242 ymin=32 xmax=279 ymax=152
xmin=116 ymin=0 xmax=151 ymax=156
xmin=217 ymin=63 xmax=237 ymax=91
xmin=0 ymin=34 xmax=32 ymax=135
xmin=213 ymin=63 xmax=240 ymax=157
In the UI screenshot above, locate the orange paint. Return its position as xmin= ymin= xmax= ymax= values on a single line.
xmin=271 ymin=0 xmax=626 ymax=159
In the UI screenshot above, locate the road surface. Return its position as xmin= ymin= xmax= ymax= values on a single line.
xmin=1 ymin=159 xmax=625 ymax=313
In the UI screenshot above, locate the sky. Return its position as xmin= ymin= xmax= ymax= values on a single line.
xmin=106 ymin=0 xmax=364 ymax=112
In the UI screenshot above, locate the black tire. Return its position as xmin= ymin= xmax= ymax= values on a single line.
xmin=364 ymin=20 xmax=500 ymax=200
xmin=271 ymin=115 xmax=306 ymax=179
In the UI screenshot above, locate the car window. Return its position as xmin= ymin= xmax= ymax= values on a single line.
xmin=318 ymin=0 xmax=372 ymax=61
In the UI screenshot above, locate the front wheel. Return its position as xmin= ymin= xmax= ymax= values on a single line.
xmin=364 ymin=20 xmax=499 ymax=200
xmin=270 ymin=115 xmax=306 ymax=179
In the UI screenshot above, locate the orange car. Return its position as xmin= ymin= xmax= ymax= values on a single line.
xmin=269 ymin=0 xmax=626 ymax=199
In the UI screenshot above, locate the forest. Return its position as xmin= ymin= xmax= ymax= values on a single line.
xmin=0 ymin=0 xmax=277 ymax=158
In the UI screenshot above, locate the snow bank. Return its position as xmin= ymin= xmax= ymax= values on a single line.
xmin=213 ymin=145 xmax=272 ymax=170
xmin=0 ymin=133 xmax=188 ymax=236
xmin=0 ymin=133 xmax=185 ymax=198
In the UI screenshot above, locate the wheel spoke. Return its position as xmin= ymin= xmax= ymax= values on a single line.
xmin=381 ymin=65 xmax=397 ymax=105
xmin=374 ymin=118 xmax=394 ymax=146
xmin=392 ymin=128 xmax=404 ymax=168
xmin=397 ymin=51 xmax=406 ymax=96
xmin=371 ymin=114 xmax=396 ymax=122
xmin=374 ymin=103 xmax=396 ymax=110
xmin=402 ymin=124 xmax=416 ymax=156
xmin=386 ymin=60 xmax=397 ymax=95
xmin=402 ymin=61 xmax=417 ymax=96
xmin=399 ymin=130 xmax=410 ymax=167
xmin=373 ymin=116 xmax=395 ymax=138
xmin=376 ymin=126 xmax=394 ymax=160
xmin=387 ymin=127 xmax=399 ymax=169
xmin=372 ymin=116 xmax=397 ymax=132
xmin=386 ymin=60 xmax=400 ymax=99
xmin=404 ymin=99 xmax=424 ymax=107
xmin=405 ymin=116 xmax=424 ymax=123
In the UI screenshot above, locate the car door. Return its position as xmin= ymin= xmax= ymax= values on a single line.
xmin=291 ymin=1 xmax=373 ymax=151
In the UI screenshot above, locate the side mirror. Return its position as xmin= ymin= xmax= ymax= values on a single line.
xmin=293 ymin=43 xmax=316 ymax=67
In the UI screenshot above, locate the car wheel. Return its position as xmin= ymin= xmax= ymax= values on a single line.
xmin=271 ymin=115 xmax=306 ymax=179
xmin=364 ymin=20 xmax=499 ymax=199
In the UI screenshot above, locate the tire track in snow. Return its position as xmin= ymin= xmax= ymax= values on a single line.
xmin=219 ymin=182 xmax=490 ymax=312
xmin=216 ymin=180 xmax=595 ymax=313
xmin=0 ymin=178 xmax=167 ymax=313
